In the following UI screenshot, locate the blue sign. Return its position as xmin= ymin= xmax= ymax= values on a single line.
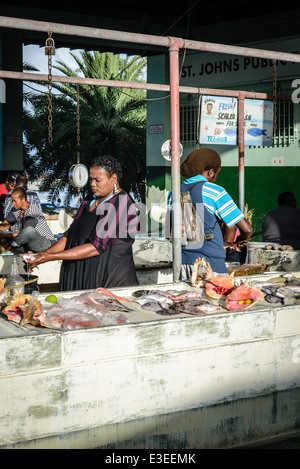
xmin=244 ymin=99 xmax=274 ymax=146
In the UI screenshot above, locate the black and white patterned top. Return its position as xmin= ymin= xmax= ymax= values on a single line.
xmin=6 ymin=202 xmax=55 ymax=241
xmin=4 ymin=190 xmax=42 ymax=233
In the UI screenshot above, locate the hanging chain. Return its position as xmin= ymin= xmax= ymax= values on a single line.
xmin=46 ymin=32 xmax=54 ymax=145
xmin=273 ymin=59 xmax=278 ymax=137
xmin=76 ymin=83 xmax=81 ymax=202
xmin=76 ymin=83 xmax=80 ymax=164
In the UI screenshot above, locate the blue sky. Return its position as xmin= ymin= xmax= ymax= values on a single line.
xmin=23 ymin=44 xmax=83 ymax=75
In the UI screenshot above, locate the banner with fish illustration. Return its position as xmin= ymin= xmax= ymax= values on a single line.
xmin=199 ymin=96 xmax=273 ymax=146
xmin=244 ymin=99 xmax=273 ymax=146
xmin=199 ymin=96 xmax=238 ymax=145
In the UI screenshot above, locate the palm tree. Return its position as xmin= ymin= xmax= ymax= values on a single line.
xmin=23 ymin=51 xmax=147 ymax=203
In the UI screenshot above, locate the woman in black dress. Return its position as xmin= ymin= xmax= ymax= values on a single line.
xmin=28 ymin=155 xmax=139 ymax=291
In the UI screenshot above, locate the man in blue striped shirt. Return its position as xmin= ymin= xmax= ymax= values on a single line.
xmin=177 ymin=148 xmax=252 ymax=278
xmin=182 ymin=174 xmax=245 ymax=228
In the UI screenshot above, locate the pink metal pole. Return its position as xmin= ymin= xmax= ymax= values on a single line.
xmin=0 ymin=15 xmax=170 ymax=49
xmin=169 ymin=37 xmax=184 ymax=283
xmin=238 ymin=93 xmax=245 ymax=211
xmin=183 ymin=38 xmax=300 ymax=63
xmin=0 ymin=70 xmax=171 ymax=92
xmin=0 ymin=70 xmax=289 ymax=102
xmin=1 ymin=15 xmax=300 ymax=64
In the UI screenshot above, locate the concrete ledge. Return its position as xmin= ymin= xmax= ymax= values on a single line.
xmin=0 ymin=294 xmax=299 ymax=448
xmin=253 ymin=249 xmax=300 ymax=271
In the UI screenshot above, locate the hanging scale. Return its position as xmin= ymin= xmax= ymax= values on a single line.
xmin=69 ymin=83 xmax=89 ymax=191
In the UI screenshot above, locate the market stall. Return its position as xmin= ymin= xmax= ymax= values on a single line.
xmin=0 ymin=270 xmax=299 ymax=449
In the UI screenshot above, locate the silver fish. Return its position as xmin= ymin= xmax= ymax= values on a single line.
xmin=132 ymin=289 xmax=174 ymax=299
xmin=135 ymin=294 xmax=174 ymax=305
xmin=265 ymin=294 xmax=282 ymax=304
xmin=283 ymin=296 xmax=300 ymax=306
xmin=141 ymin=300 xmax=177 ymax=313
xmin=156 ymin=309 xmax=180 ymax=316
xmin=170 ymin=300 xmax=222 ymax=315
xmin=261 ymin=285 xmax=281 ymax=295
xmin=286 ymin=278 xmax=300 ymax=286
xmin=275 ymin=287 xmax=298 ymax=298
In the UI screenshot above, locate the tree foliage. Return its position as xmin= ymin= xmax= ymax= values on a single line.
xmin=23 ymin=51 xmax=147 ymax=203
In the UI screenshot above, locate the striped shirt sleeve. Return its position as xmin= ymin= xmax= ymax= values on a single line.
xmin=202 ymin=182 xmax=244 ymax=227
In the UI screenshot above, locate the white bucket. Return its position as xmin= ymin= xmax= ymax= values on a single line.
xmin=247 ymin=242 xmax=273 ymax=263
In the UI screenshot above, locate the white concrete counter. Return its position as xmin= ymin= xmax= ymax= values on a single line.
xmin=0 ymin=279 xmax=299 ymax=449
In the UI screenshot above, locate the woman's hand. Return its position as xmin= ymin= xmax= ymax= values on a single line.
xmin=27 ymin=242 xmax=99 ymax=268
xmin=28 ymin=251 xmax=52 ymax=268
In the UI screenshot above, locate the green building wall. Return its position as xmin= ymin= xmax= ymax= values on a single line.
xmin=146 ymin=53 xmax=300 ymax=238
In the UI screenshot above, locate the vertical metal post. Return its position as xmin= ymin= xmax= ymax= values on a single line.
xmin=169 ymin=37 xmax=183 ymax=282
xmin=238 ymin=93 xmax=245 ymax=211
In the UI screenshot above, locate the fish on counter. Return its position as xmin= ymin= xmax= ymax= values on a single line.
xmin=132 ymin=288 xmax=207 ymax=316
xmin=261 ymin=284 xmax=300 ymax=306
xmin=170 ymin=300 xmax=223 ymax=316
xmin=132 ymin=289 xmax=203 ymax=301
xmin=68 ymin=291 xmax=133 ymax=312
xmin=94 ymin=287 xmax=139 ymax=305
xmin=38 ymin=306 xmax=128 ymax=329
xmin=131 ymin=288 xmax=224 ymax=316
xmin=252 ymin=273 xmax=300 ymax=305
xmin=134 ymin=295 xmax=178 ymax=316
xmin=39 ymin=293 xmax=130 ymax=329
xmin=0 ymin=290 xmax=130 ymax=330
xmin=132 ymin=291 xmax=180 ymax=316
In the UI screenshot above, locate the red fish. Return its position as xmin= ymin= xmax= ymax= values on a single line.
xmin=94 ymin=287 xmax=138 ymax=304
xmin=205 ymin=277 xmax=235 ymax=299
xmin=225 ymin=283 xmax=264 ymax=311
xmin=170 ymin=291 xmax=203 ymax=301
xmin=39 ymin=312 xmax=64 ymax=329
xmin=63 ymin=316 xmax=101 ymax=329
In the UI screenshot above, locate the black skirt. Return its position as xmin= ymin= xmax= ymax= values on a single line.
xmin=59 ymin=204 xmax=139 ymax=292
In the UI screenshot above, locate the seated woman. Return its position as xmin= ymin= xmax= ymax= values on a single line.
xmin=28 ymin=155 xmax=139 ymax=291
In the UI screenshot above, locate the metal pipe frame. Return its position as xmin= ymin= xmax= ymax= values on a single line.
xmin=169 ymin=37 xmax=183 ymax=282
xmin=0 ymin=69 xmax=290 ymax=101
xmin=1 ymin=15 xmax=300 ymax=64
xmin=0 ymin=15 xmax=299 ymax=282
